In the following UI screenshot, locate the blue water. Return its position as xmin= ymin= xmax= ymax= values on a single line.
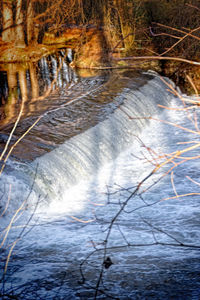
xmin=0 ymin=66 xmax=200 ymax=299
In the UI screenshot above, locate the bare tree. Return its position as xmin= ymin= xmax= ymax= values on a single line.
xmin=15 ymin=0 xmax=25 ymax=46
xmin=2 ymin=0 xmax=15 ymax=43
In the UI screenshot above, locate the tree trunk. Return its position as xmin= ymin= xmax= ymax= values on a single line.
xmin=113 ymin=0 xmax=135 ymax=52
xmin=27 ymin=0 xmax=38 ymax=45
xmin=15 ymin=0 xmax=25 ymax=47
xmin=2 ymin=0 xmax=15 ymax=43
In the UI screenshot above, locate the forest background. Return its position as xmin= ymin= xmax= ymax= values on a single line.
xmin=0 ymin=0 xmax=200 ymax=90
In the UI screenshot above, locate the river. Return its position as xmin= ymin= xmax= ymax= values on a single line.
xmin=0 ymin=52 xmax=200 ymax=299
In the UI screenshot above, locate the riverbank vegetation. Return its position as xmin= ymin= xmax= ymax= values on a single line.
xmin=0 ymin=0 xmax=200 ymax=89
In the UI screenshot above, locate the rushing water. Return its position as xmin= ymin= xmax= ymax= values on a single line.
xmin=0 ymin=54 xmax=200 ymax=299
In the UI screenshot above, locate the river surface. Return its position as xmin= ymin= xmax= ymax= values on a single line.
xmin=0 ymin=53 xmax=200 ymax=299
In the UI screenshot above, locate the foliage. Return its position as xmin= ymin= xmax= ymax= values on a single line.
xmin=0 ymin=0 xmax=200 ymax=62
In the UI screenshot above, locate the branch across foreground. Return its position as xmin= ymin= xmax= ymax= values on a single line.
xmin=1 ymin=64 xmax=200 ymax=299
xmin=76 ymin=78 xmax=200 ymax=299
xmin=1 ymin=21 xmax=200 ymax=297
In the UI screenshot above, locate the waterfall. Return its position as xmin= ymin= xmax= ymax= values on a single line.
xmin=32 ymin=73 xmax=173 ymax=203
xmin=0 ymin=71 xmax=174 ymax=213
xmin=1 ymin=66 xmax=199 ymax=300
